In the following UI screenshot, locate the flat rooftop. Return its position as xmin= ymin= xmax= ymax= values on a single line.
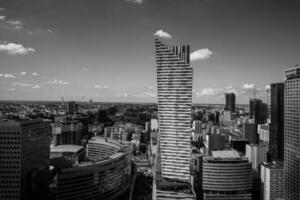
xmin=211 ymin=150 xmax=241 ymax=159
xmin=51 ymin=145 xmax=83 ymax=153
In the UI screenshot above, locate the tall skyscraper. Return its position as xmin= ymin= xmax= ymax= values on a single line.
xmin=225 ymin=92 xmax=236 ymax=113
xmin=250 ymin=98 xmax=268 ymax=124
xmin=243 ymin=120 xmax=259 ymax=144
xmin=270 ymin=83 xmax=284 ymax=161
xmin=155 ymin=38 xmax=192 ymax=182
xmin=284 ymin=65 xmax=300 ymax=200
xmin=0 ymin=119 xmax=50 ymax=200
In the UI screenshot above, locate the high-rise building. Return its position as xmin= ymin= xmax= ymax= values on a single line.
xmin=202 ymin=150 xmax=252 ymax=200
xmin=261 ymin=162 xmax=285 ymax=200
xmin=155 ymin=38 xmax=192 ymax=182
xmin=225 ymin=92 xmax=236 ymax=113
xmin=270 ymin=83 xmax=284 ymax=161
xmin=284 ymin=65 xmax=300 ymax=200
xmin=246 ymin=143 xmax=268 ymax=171
xmin=243 ymin=121 xmax=259 ymax=144
xmin=205 ymin=134 xmax=226 ymax=155
xmin=0 ymin=119 xmax=50 ymax=200
xmin=250 ymin=99 xmax=268 ymax=124
xmin=66 ymin=101 xmax=78 ymax=114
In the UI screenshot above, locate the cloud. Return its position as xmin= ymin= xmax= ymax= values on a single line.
xmin=154 ymin=30 xmax=172 ymax=39
xmin=0 ymin=43 xmax=35 ymax=55
xmin=242 ymin=83 xmax=256 ymax=90
xmin=0 ymin=15 xmax=5 ymax=20
xmin=0 ymin=8 xmax=5 ymax=12
xmin=190 ymin=49 xmax=213 ymax=62
xmin=20 ymin=72 xmax=26 ymax=75
xmin=32 ymin=85 xmax=41 ymax=89
xmin=3 ymin=73 xmax=16 ymax=78
xmin=12 ymin=82 xmax=32 ymax=87
xmin=94 ymin=85 xmax=108 ymax=89
xmin=47 ymin=79 xmax=69 ymax=85
xmin=126 ymin=0 xmax=144 ymax=4
xmin=6 ymin=20 xmax=23 ymax=29
xmin=265 ymin=85 xmax=270 ymax=90
xmin=32 ymin=72 xmax=39 ymax=76
xmin=8 ymin=88 xmax=16 ymax=91
xmin=134 ymin=92 xmax=156 ymax=98
xmin=81 ymin=67 xmax=88 ymax=72
xmin=148 ymin=86 xmax=154 ymax=90
xmin=225 ymin=85 xmax=238 ymax=94
xmin=196 ymin=88 xmax=222 ymax=96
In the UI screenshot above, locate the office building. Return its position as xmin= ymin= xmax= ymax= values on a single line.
xmin=250 ymin=99 xmax=268 ymax=124
xmin=284 ymin=65 xmax=300 ymax=200
xmin=202 ymin=150 xmax=252 ymax=200
xmin=155 ymin=38 xmax=192 ymax=182
xmin=150 ymin=118 xmax=158 ymax=131
xmin=205 ymin=134 xmax=226 ymax=155
xmin=193 ymin=120 xmax=202 ymax=135
xmin=51 ymin=120 xmax=82 ymax=146
xmin=258 ymin=124 xmax=270 ymax=144
xmin=225 ymin=92 xmax=236 ymax=113
xmin=270 ymin=83 xmax=284 ymax=161
xmin=66 ymin=101 xmax=78 ymax=114
xmin=246 ymin=143 xmax=268 ymax=171
xmin=230 ymin=137 xmax=249 ymax=154
xmin=0 ymin=119 xmax=50 ymax=200
xmin=261 ymin=162 xmax=285 ymax=200
xmin=243 ymin=121 xmax=259 ymax=144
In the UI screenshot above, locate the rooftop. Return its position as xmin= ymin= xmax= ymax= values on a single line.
xmin=51 ymin=145 xmax=83 ymax=153
xmin=211 ymin=150 xmax=241 ymax=159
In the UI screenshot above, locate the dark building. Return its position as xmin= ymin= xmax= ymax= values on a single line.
xmin=243 ymin=121 xmax=259 ymax=144
xmin=269 ymin=83 xmax=284 ymax=161
xmin=284 ymin=65 xmax=300 ymax=200
xmin=66 ymin=101 xmax=78 ymax=114
xmin=225 ymin=92 xmax=236 ymax=113
xmin=250 ymin=99 xmax=268 ymax=124
xmin=231 ymin=138 xmax=250 ymax=154
xmin=0 ymin=119 xmax=50 ymax=200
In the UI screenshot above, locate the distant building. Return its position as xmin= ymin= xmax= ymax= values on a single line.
xmin=261 ymin=162 xmax=285 ymax=200
xmin=250 ymin=99 xmax=268 ymax=124
xmin=230 ymin=137 xmax=249 ymax=154
xmin=225 ymin=92 xmax=236 ymax=113
xmin=205 ymin=134 xmax=225 ymax=155
xmin=223 ymin=110 xmax=231 ymax=122
xmin=193 ymin=120 xmax=202 ymax=135
xmin=246 ymin=143 xmax=268 ymax=171
xmin=66 ymin=101 xmax=78 ymax=114
xmin=0 ymin=119 xmax=50 ymax=200
xmin=258 ymin=124 xmax=269 ymax=144
xmin=284 ymin=65 xmax=300 ymax=200
xmin=51 ymin=120 xmax=82 ymax=146
xmin=243 ymin=121 xmax=259 ymax=144
xmin=202 ymin=150 xmax=252 ymax=200
xmin=150 ymin=118 xmax=158 ymax=131
xmin=270 ymin=83 xmax=284 ymax=161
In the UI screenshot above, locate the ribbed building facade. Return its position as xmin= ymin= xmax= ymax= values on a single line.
xmin=202 ymin=155 xmax=252 ymax=200
xmin=284 ymin=66 xmax=300 ymax=200
xmin=155 ymin=38 xmax=192 ymax=182
xmin=54 ymin=137 xmax=131 ymax=200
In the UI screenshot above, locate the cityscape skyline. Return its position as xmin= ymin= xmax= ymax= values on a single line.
xmin=1 ymin=0 xmax=300 ymax=104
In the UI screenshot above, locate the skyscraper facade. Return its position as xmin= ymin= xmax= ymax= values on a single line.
xmin=0 ymin=119 xmax=50 ymax=200
xmin=155 ymin=38 xmax=192 ymax=182
xmin=284 ymin=66 xmax=300 ymax=200
xmin=250 ymin=98 xmax=268 ymax=124
xmin=225 ymin=92 xmax=236 ymax=113
xmin=270 ymin=83 xmax=284 ymax=161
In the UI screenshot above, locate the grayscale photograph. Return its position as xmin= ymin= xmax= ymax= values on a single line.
xmin=0 ymin=0 xmax=299 ymax=200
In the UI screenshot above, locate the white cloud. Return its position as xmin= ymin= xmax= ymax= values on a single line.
xmin=8 ymin=88 xmax=16 ymax=91
xmin=47 ymin=79 xmax=69 ymax=85
xmin=134 ymin=92 xmax=156 ymax=98
xmin=20 ymin=72 xmax=26 ymax=75
xmin=126 ymin=0 xmax=143 ymax=4
xmin=32 ymin=85 xmax=41 ymax=89
xmin=0 ymin=15 xmax=5 ymax=20
xmin=154 ymin=30 xmax=172 ymax=39
xmin=12 ymin=82 xmax=32 ymax=87
xmin=81 ymin=68 xmax=88 ymax=72
xmin=0 ymin=43 xmax=35 ymax=55
xmin=196 ymin=88 xmax=222 ymax=96
xmin=0 ymin=74 xmax=2 ymax=77
xmin=190 ymin=49 xmax=213 ymax=62
xmin=0 ymin=8 xmax=5 ymax=12
xmin=32 ymin=72 xmax=39 ymax=76
xmin=148 ymin=86 xmax=154 ymax=90
xmin=4 ymin=73 xmax=16 ymax=78
xmin=94 ymin=85 xmax=108 ymax=89
xmin=265 ymin=85 xmax=270 ymax=90
xmin=242 ymin=83 xmax=256 ymax=90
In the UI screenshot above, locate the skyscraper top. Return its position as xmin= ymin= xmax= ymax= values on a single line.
xmin=284 ymin=64 xmax=300 ymax=80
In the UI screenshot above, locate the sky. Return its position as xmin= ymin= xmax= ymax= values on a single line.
xmin=0 ymin=0 xmax=300 ymax=104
